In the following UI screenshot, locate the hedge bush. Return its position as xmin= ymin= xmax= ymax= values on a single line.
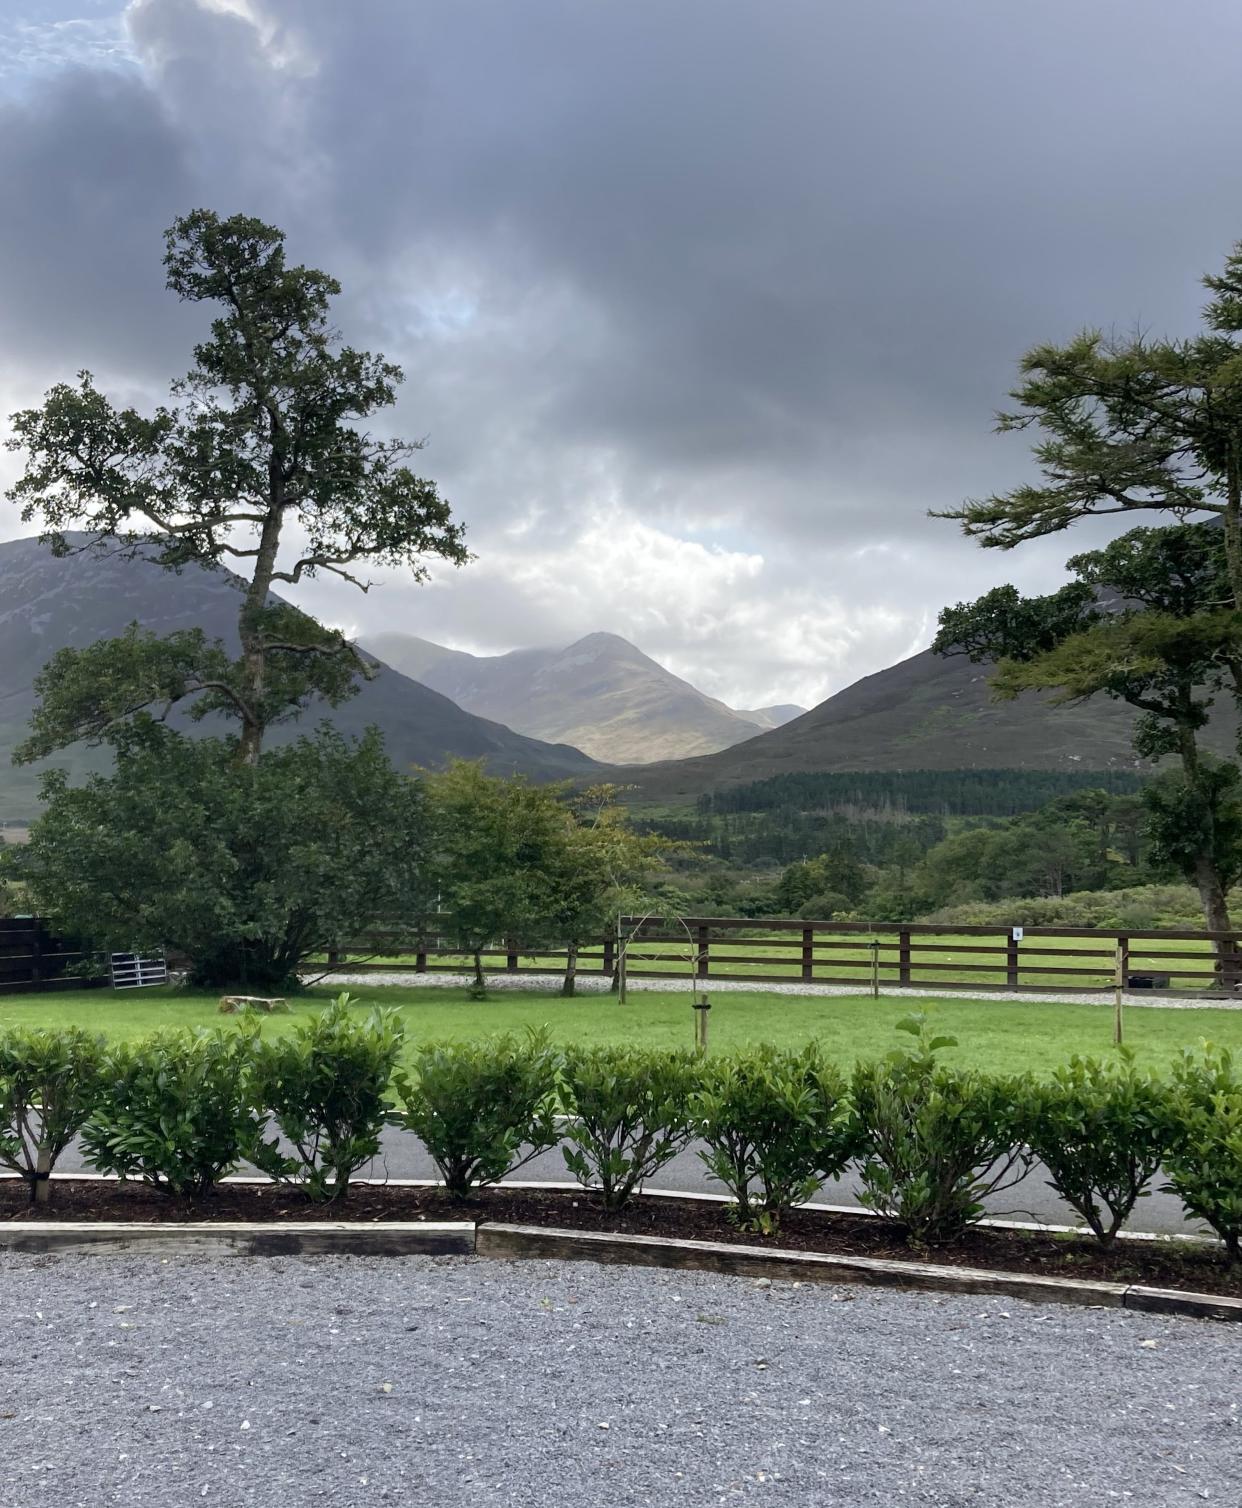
xmin=249 ymin=996 xmax=403 ymax=1202
xmin=81 ymin=1027 xmax=258 ymax=1197
xmin=560 ymin=1046 xmax=699 ymax=1208
xmin=695 ymin=1044 xmax=858 ymax=1233
xmin=852 ymin=1015 xmax=1031 ymax=1245
xmin=1163 ymin=1046 xmax=1242 ymax=1263
xmin=395 ymin=1030 xmax=560 ymax=1198
xmin=1021 ymin=1053 xmax=1175 ymax=1248
xmin=0 ymin=1026 xmax=105 ymax=1204
xmin=8 ymin=1009 xmax=1240 ymax=1266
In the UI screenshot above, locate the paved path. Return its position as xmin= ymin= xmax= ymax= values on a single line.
xmin=1 ymin=1251 xmax=1236 ymax=1506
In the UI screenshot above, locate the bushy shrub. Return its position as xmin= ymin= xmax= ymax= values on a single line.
xmin=922 ymin=884 xmax=1213 ymax=931
xmin=394 ymin=1031 xmax=560 ymax=1198
xmin=82 ymin=1028 xmax=259 ymax=1197
xmin=1018 ymin=1049 xmax=1175 ymax=1248
xmin=249 ymin=996 xmax=403 ymax=1202
xmin=695 ymin=1044 xmax=859 ymax=1232
xmin=0 ymin=1027 xmax=105 ymax=1204
xmin=852 ymin=1015 xmax=1030 ymax=1244
xmin=1021 ymin=1053 xmax=1175 ymax=1247
xmin=1163 ymin=1045 xmax=1242 ymax=1264
xmin=560 ymin=1046 xmax=699 ymax=1208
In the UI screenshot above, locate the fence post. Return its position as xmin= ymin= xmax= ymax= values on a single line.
xmin=505 ymin=938 xmax=519 ymax=973
xmin=869 ymin=940 xmax=880 ymax=999
xmin=327 ymin=947 xmax=341 ymax=968
xmin=696 ymin=924 xmax=710 ymax=980
xmin=898 ymin=928 xmax=911 ymax=988
xmin=602 ymin=934 xmax=615 ymax=977
xmin=415 ymin=947 xmax=427 ymax=974
xmin=801 ymin=926 xmax=814 ymax=983
xmin=29 ymin=924 xmax=43 ymax=988
xmin=1006 ymin=930 xmax=1019 ymax=989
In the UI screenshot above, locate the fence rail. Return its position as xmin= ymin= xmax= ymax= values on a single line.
xmin=7 ymin=913 xmax=1240 ymax=999
xmin=322 ymin=915 xmax=1242 ymax=999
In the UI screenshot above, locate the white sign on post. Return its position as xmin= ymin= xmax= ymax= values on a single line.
xmin=1011 ymin=927 xmax=1024 ymax=943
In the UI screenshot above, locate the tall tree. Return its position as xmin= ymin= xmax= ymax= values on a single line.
xmin=6 ymin=210 xmax=469 ymax=765
xmin=935 ymin=524 xmax=1242 ymax=937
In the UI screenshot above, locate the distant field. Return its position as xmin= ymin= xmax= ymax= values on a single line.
xmin=1 ymin=981 xmax=1238 ymax=1076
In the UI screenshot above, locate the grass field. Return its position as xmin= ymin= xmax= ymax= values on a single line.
xmin=1 ymin=981 xmax=1239 ymax=1077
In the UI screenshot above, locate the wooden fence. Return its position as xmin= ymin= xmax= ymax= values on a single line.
xmin=7 ymin=913 xmax=1239 ymax=999
xmin=325 ymin=916 xmax=1242 ymax=998
xmin=0 ymin=917 xmax=104 ymax=996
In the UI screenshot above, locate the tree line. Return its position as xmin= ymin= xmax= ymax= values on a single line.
xmin=698 ymin=767 xmax=1145 ymax=818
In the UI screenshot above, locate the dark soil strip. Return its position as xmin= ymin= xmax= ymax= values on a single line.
xmin=2 ymin=1178 xmax=1237 ymax=1297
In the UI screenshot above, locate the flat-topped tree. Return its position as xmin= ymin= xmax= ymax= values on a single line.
xmin=6 ymin=210 xmax=469 ymax=765
xmin=936 ymin=240 xmax=1242 ymax=607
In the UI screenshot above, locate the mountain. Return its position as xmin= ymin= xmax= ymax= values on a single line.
xmin=364 ymin=629 xmax=805 ymax=763
xmin=621 ymin=643 xmax=1241 ymax=802
xmin=0 ymin=537 xmax=598 ymax=818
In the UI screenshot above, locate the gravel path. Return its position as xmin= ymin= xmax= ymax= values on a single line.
xmin=2 ymin=1252 xmax=1238 ymax=1507
xmin=323 ymin=969 xmax=1242 ymax=1010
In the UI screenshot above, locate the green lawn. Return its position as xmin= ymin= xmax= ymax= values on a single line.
xmin=1 ymin=981 xmax=1239 ymax=1077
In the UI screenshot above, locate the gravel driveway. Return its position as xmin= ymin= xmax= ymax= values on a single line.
xmin=1 ymin=1252 xmax=1237 ymax=1507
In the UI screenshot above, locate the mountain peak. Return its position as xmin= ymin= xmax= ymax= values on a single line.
xmin=367 ymin=628 xmax=796 ymax=763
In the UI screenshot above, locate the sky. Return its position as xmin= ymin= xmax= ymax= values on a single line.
xmin=2 ymin=0 xmax=1241 ymax=711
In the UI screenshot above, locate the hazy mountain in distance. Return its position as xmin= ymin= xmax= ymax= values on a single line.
xmin=364 ymin=629 xmax=805 ymax=763
xmin=0 ymin=537 xmax=598 ymax=817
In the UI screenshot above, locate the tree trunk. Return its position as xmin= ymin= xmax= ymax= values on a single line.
xmin=472 ymin=951 xmax=487 ymax=996
xmin=1225 ymin=446 xmax=1242 ymax=611
xmin=562 ymin=940 xmax=578 ymax=997
xmin=236 ymin=477 xmax=286 ymax=766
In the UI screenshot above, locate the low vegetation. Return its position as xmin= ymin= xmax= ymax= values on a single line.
xmin=2 ymin=1007 xmax=1240 ymax=1264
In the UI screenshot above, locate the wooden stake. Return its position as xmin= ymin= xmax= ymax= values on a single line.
xmin=1113 ymin=940 xmax=1124 ymax=1046
xmin=870 ymin=940 xmax=880 ymax=1000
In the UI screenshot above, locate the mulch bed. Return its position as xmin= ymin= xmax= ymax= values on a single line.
xmin=2 ymin=1177 xmax=1239 ymax=1297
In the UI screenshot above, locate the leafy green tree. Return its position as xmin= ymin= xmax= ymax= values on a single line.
xmin=424 ymin=761 xmax=580 ymax=997
xmin=6 ymin=210 xmax=469 ymax=766
xmin=548 ymin=786 xmax=670 ymax=995
xmin=775 ymin=851 xmax=867 ymax=914
xmin=8 ymin=722 xmax=433 ymax=988
xmin=424 ymin=765 xmax=670 ymax=996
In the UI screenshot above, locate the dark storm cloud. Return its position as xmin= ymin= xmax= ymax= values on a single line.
xmin=2 ymin=0 xmax=1242 ymax=704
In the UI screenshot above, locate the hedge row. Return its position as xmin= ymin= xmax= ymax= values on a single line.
xmin=1 ymin=1003 xmax=1239 ymax=1262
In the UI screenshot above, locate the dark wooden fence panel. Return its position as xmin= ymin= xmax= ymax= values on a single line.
xmin=0 ymin=917 xmax=106 ymax=995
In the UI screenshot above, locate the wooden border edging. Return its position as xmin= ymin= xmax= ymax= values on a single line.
xmin=473 ymin=1223 xmax=1242 ymax=1322
xmin=0 ymin=1221 xmax=475 ymax=1259
xmin=2 ymin=1216 xmax=1239 ymax=1322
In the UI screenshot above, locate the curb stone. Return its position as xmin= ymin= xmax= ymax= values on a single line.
xmin=0 ymin=1221 xmax=474 ymax=1258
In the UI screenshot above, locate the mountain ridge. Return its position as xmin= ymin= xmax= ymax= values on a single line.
xmin=364 ymin=628 xmax=805 ymax=763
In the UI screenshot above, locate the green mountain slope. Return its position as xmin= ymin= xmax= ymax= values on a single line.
xmin=621 ymin=644 xmax=1241 ymax=802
